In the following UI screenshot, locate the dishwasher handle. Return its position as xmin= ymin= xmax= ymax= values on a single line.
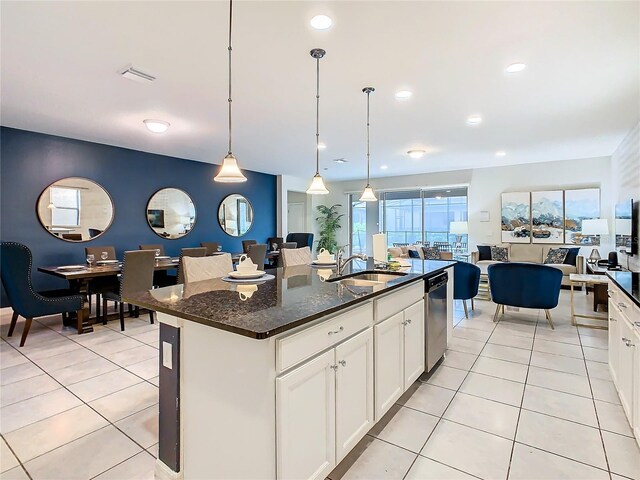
xmin=426 ymin=272 xmax=448 ymax=292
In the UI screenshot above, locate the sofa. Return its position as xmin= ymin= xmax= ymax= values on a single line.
xmin=471 ymin=243 xmax=583 ymax=286
xmin=388 ymin=244 xmax=453 ymax=261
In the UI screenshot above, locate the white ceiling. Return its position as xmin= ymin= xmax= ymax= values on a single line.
xmin=1 ymin=1 xmax=639 ymax=181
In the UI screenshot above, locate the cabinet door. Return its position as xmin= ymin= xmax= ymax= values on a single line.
xmin=609 ymin=299 xmax=620 ymax=386
xmin=374 ymin=311 xmax=404 ymax=421
xmin=276 ymin=350 xmax=336 ymax=480
xmin=403 ymin=300 xmax=425 ymax=389
xmin=335 ymin=328 xmax=374 ymax=462
xmin=618 ymin=319 xmax=635 ymax=422
xmin=632 ymin=326 xmax=640 ymax=445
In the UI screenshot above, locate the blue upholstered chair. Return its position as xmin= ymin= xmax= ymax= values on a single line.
xmin=454 ymin=261 xmax=481 ymax=318
xmin=286 ymin=233 xmax=314 ymax=250
xmin=487 ymin=262 xmax=563 ymax=329
xmin=0 ymin=242 xmax=82 ymax=346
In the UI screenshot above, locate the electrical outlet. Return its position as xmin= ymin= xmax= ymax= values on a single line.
xmin=162 ymin=341 xmax=172 ymax=369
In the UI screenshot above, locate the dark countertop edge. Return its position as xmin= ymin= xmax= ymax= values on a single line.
xmin=606 ymin=271 xmax=640 ymax=308
xmin=123 ymin=264 xmax=454 ymax=340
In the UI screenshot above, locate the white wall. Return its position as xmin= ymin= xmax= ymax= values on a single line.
xmin=323 ymin=156 xmax=613 ymax=259
xmin=277 ymin=175 xmax=321 ymax=247
xmin=611 ymin=122 xmax=640 ymax=271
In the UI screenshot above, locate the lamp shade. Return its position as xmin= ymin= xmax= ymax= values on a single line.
xmin=450 ymin=221 xmax=468 ymax=234
xmin=214 ymin=154 xmax=247 ymax=183
xmin=306 ymin=173 xmax=329 ymax=195
xmin=359 ymin=185 xmax=377 ymax=202
xmin=581 ymin=219 xmax=609 ymax=235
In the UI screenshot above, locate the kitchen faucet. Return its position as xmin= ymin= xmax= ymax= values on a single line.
xmin=336 ymin=244 xmax=368 ymax=275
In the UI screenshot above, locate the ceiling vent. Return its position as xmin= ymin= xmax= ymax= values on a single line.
xmin=120 ymin=66 xmax=156 ymax=83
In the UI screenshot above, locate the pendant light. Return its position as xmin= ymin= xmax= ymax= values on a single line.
xmin=359 ymin=87 xmax=377 ymax=202
xmin=214 ymin=0 xmax=247 ymax=183
xmin=306 ymin=48 xmax=329 ymax=195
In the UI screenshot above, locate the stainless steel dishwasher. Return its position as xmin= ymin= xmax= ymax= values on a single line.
xmin=424 ymin=271 xmax=448 ymax=373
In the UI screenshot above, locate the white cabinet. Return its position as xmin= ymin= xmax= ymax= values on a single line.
xmin=608 ymin=298 xmax=620 ymax=385
xmin=374 ymin=311 xmax=405 ymax=420
xmin=618 ymin=317 xmax=635 ymax=422
xmin=374 ymin=300 xmax=425 ymax=420
xmin=633 ymin=326 xmax=640 ymax=441
xmin=335 ymin=329 xmax=374 ymax=462
xmin=277 ymin=329 xmax=374 ymax=480
xmin=276 ymin=350 xmax=336 ymax=480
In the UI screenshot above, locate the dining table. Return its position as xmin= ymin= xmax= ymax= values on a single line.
xmin=38 ymin=257 xmax=180 ymax=334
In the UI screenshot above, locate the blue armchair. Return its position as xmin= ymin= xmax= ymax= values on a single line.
xmin=286 ymin=233 xmax=314 ymax=250
xmin=487 ymin=262 xmax=562 ymax=329
xmin=1 ymin=242 xmax=82 ymax=346
xmin=454 ymin=261 xmax=481 ymax=318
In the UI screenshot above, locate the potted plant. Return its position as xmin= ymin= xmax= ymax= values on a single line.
xmin=316 ymin=204 xmax=344 ymax=254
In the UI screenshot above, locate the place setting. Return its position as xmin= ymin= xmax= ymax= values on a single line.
xmin=222 ymin=254 xmax=275 ymax=283
xmin=310 ymin=248 xmax=337 ymax=268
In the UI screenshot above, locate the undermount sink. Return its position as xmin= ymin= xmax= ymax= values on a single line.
xmin=336 ymin=278 xmax=385 ymax=287
xmin=328 ymin=271 xmax=408 ymax=287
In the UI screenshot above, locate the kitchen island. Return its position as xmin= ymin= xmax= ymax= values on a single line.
xmin=125 ymin=259 xmax=454 ymax=480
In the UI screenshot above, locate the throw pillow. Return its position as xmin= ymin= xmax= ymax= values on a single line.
xmin=563 ymin=247 xmax=580 ymax=266
xmin=490 ymin=246 xmax=509 ymax=262
xmin=544 ymin=248 xmax=568 ymax=264
xmin=408 ymin=249 xmax=421 ymax=259
xmin=422 ymin=246 xmax=441 ymax=260
xmin=477 ymin=245 xmax=492 ymax=261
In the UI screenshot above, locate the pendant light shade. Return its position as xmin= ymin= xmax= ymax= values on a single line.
xmin=360 ymin=87 xmax=377 ymax=202
xmin=214 ymin=0 xmax=247 ymax=183
xmin=306 ymin=48 xmax=329 ymax=195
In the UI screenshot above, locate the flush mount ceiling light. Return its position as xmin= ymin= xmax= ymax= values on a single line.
xmin=505 ymin=63 xmax=526 ymax=73
xmin=306 ymin=48 xmax=329 ymax=195
xmin=333 ymin=158 xmax=347 ymax=164
xmin=143 ymin=119 xmax=170 ymax=133
xmin=214 ymin=0 xmax=247 ymax=183
xmin=310 ymin=15 xmax=332 ymax=30
xmin=407 ymin=149 xmax=426 ymax=159
xmin=359 ymin=87 xmax=377 ymax=202
xmin=395 ymin=90 xmax=412 ymax=99
xmin=496 ymin=150 xmax=507 ymax=157
xmin=466 ymin=115 xmax=482 ymax=126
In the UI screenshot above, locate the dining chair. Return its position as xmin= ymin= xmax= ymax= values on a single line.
xmin=102 ymin=250 xmax=156 ymax=330
xmin=277 ymin=242 xmax=298 ymax=267
xmin=139 ymin=244 xmax=165 ymax=255
xmin=62 ymin=233 xmax=82 ymax=241
xmin=182 ymin=254 xmax=232 ymax=283
xmin=200 ymin=242 xmax=221 ymax=256
xmin=177 ymin=247 xmax=207 ymax=284
xmin=285 ymin=233 xmax=314 ymax=249
xmin=267 ymin=237 xmax=283 ymax=251
xmin=453 ymin=261 xmax=481 ymax=318
xmin=281 ymin=247 xmax=312 ymax=267
xmin=0 ymin=242 xmax=82 ymax=346
xmin=88 ymin=228 xmax=103 ymax=238
xmin=242 ymin=240 xmax=257 ymax=253
xmin=85 ymin=246 xmax=116 ymax=260
xmin=139 ymin=244 xmax=174 ymax=287
xmin=247 ymin=244 xmax=268 ymax=270
xmin=84 ymin=246 xmax=118 ymax=318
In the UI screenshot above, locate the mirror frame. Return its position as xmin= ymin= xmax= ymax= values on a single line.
xmin=35 ymin=176 xmax=115 ymax=243
xmin=145 ymin=187 xmax=197 ymax=240
xmin=218 ymin=194 xmax=254 ymax=237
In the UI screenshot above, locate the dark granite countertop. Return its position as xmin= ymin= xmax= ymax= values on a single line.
xmin=123 ymin=259 xmax=455 ymax=339
xmin=606 ymin=270 xmax=640 ymax=308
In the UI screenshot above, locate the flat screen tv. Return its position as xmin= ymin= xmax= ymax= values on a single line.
xmin=615 ymin=199 xmax=638 ymax=256
xmin=147 ymin=209 xmax=165 ymax=228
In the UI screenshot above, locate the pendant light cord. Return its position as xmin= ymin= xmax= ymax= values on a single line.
xmin=227 ymin=0 xmax=233 ymax=155
xmin=366 ymin=89 xmax=371 ymax=185
xmin=315 ymin=56 xmax=320 ymax=175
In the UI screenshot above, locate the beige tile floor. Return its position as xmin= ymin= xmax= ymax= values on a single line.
xmin=0 ymin=289 xmax=638 ymax=480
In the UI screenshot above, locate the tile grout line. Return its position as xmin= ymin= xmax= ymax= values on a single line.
xmin=1 ymin=433 xmax=34 ymax=480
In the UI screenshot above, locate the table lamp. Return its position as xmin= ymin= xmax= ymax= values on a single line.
xmin=581 ymin=218 xmax=608 ymax=264
xmin=450 ymin=221 xmax=468 ymax=252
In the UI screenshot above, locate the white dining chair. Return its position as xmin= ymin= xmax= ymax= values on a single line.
xmin=182 ymin=254 xmax=232 ymax=283
xmin=280 ymin=246 xmax=312 ymax=267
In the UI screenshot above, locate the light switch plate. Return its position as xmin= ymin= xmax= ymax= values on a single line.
xmin=162 ymin=341 xmax=172 ymax=369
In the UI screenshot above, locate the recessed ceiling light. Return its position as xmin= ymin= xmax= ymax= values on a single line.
xmin=143 ymin=119 xmax=170 ymax=133
xmin=466 ymin=115 xmax=482 ymax=126
xmin=317 ymin=142 xmax=326 ymax=150
xmin=395 ymin=90 xmax=412 ymax=99
xmin=310 ymin=15 xmax=332 ymax=30
xmin=381 ymin=165 xmax=388 ymax=170
xmin=333 ymin=158 xmax=347 ymax=164
xmin=505 ymin=63 xmax=526 ymax=73
xmin=407 ymin=150 xmax=426 ymax=159
xmin=496 ymin=150 xmax=507 ymax=157
xmin=435 ymin=195 xmax=442 ymax=200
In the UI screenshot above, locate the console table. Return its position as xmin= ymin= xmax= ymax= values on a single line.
xmin=569 ymin=273 xmax=609 ymax=329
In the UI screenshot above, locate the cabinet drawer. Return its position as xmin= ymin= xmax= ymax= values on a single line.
xmin=277 ymin=303 xmax=373 ymax=373
xmin=375 ymin=281 xmax=423 ymax=322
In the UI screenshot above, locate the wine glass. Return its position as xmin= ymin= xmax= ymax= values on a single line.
xmin=217 ymin=245 xmax=222 ymax=252
xmin=272 ymin=243 xmax=278 ymax=251
xmin=155 ymin=249 xmax=161 ymax=263
xmin=86 ymin=254 xmax=95 ymax=268
xmin=100 ymin=251 xmax=108 ymax=262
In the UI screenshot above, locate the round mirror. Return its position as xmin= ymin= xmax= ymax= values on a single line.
xmin=36 ymin=177 xmax=114 ymax=242
xmin=218 ymin=194 xmax=254 ymax=236
xmin=146 ymin=188 xmax=196 ymax=239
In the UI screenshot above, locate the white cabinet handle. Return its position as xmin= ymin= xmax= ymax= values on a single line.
xmin=624 ymin=339 xmax=635 ymax=347
xmin=338 ymin=360 xmax=346 ymax=367
xmin=402 ymin=319 xmax=413 ymax=326
xmin=618 ymin=302 xmax=628 ymax=309
xmin=330 ymin=364 xmax=339 ymax=370
xmin=622 ymin=337 xmax=630 ymax=343
xmin=328 ymin=326 xmax=344 ymax=335
xmin=635 ymin=322 xmax=640 ymax=328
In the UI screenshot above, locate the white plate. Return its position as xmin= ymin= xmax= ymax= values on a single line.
xmin=97 ymin=260 xmax=119 ymax=265
xmin=171 ymin=259 xmax=180 ymax=263
xmin=57 ymin=265 xmax=86 ymax=271
xmin=228 ymin=271 xmax=265 ymax=279
xmin=312 ymin=260 xmax=337 ymax=266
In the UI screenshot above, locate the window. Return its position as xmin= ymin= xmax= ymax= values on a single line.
xmin=350 ymin=199 xmax=367 ymax=254
xmin=50 ymin=186 xmax=80 ymax=227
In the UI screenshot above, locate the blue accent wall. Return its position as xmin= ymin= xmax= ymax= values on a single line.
xmin=0 ymin=127 xmax=277 ymax=305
